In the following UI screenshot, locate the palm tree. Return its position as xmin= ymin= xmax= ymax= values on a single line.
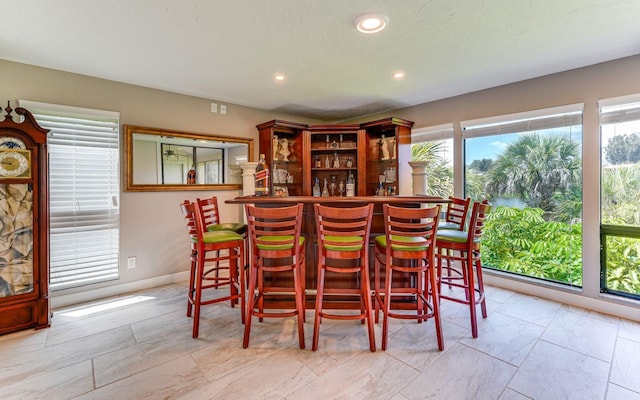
xmin=411 ymin=141 xmax=453 ymax=198
xmin=485 ymin=133 xmax=581 ymax=219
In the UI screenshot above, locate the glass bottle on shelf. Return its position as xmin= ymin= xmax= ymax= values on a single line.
xmin=312 ymin=177 xmax=321 ymax=197
xmin=324 ymin=155 xmax=331 ymax=168
xmin=254 ymin=154 xmax=269 ymax=196
xmin=315 ymin=156 xmax=321 ymax=168
xmin=187 ymin=165 xmax=196 ymax=184
xmin=346 ymin=155 xmax=353 ymax=168
xmin=326 ymin=135 xmax=330 ymax=148
xmin=346 ymin=171 xmax=355 ymax=197
xmin=333 ymin=152 xmax=340 ymax=168
xmin=322 ymin=178 xmax=329 ymax=197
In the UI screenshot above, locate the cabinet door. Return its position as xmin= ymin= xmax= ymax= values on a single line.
xmin=309 ymin=130 xmax=358 ymax=197
xmin=365 ymin=128 xmax=399 ymax=196
xmin=257 ymin=120 xmax=307 ymax=197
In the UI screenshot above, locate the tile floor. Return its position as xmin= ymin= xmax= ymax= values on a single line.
xmin=1 ymin=283 xmax=639 ymax=400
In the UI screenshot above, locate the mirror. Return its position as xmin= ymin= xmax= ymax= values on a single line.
xmin=123 ymin=125 xmax=253 ymax=191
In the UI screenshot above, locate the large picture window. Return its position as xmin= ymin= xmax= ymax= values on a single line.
xmin=599 ymin=95 xmax=640 ymax=298
xmin=462 ymin=105 xmax=583 ymax=286
xmin=20 ymin=100 xmax=120 ymax=290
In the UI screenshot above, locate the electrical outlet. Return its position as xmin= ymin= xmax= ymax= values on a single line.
xmin=210 ymin=102 xmax=217 ymax=113
xmin=220 ymin=105 xmax=227 ymax=115
xmin=127 ymin=256 xmax=136 ymax=269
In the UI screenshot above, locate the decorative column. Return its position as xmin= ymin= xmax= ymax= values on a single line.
xmin=239 ymin=162 xmax=259 ymax=196
xmin=409 ymin=161 xmax=429 ymax=195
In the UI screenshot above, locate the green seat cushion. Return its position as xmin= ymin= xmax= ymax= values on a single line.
xmin=256 ymin=235 xmax=305 ymax=250
xmin=191 ymin=230 xmax=243 ymax=244
xmin=207 ymin=222 xmax=247 ymax=234
xmin=323 ymin=235 xmax=363 ymax=251
xmin=436 ymin=229 xmax=479 ymax=244
xmin=438 ymin=221 xmax=462 ymax=230
xmin=374 ymin=235 xmax=429 ymax=251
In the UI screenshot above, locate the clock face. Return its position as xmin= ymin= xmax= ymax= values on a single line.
xmin=0 ymin=150 xmax=31 ymax=178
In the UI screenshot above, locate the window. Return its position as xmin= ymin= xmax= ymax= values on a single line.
xmin=19 ymin=100 xmax=120 ymax=290
xmin=599 ymin=95 xmax=640 ymax=298
xmin=410 ymin=123 xmax=454 ymax=198
xmin=462 ymin=104 xmax=583 ymax=286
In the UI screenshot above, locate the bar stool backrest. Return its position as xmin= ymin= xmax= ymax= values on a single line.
xmin=314 ymin=204 xmax=374 ymax=260
xmin=466 ymin=200 xmax=492 ymax=249
xmin=180 ymin=200 xmax=198 ymax=242
xmin=383 ymin=204 xmax=440 ymax=261
xmin=443 ymin=196 xmax=472 ymax=230
xmin=245 ymin=203 xmax=304 ymax=261
xmin=196 ymin=196 xmax=222 ymax=227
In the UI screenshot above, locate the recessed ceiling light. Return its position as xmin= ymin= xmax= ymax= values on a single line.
xmin=273 ymin=73 xmax=287 ymax=83
xmin=355 ymin=13 xmax=389 ymax=34
xmin=392 ymin=71 xmax=405 ymax=79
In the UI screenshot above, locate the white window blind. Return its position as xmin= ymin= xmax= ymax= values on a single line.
xmin=19 ymin=100 xmax=120 ymax=290
xmin=461 ymin=103 xmax=584 ymax=138
xmin=411 ymin=123 xmax=454 ymax=143
xmin=599 ymin=94 xmax=640 ymax=124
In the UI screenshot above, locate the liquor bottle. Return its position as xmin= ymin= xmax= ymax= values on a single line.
xmin=321 ymin=178 xmax=329 ymax=197
xmin=312 ymin=177 xmax=321 ymax=197
xmin=346 ymin=155 xmax=353 ymax=168
xmin=346 ymin=171 xmax=355 ymax=197
xmin=187 ymin=165 xmax=196 ymax=184
xmin=254 ymin=154 xmax=269 ymax=196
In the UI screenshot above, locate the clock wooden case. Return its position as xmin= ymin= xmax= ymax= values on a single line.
xmin=0 ymin=103 xmax=50 ymax=334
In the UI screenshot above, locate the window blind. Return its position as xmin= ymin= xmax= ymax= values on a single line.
xmin=599 ymin=94 xmax=640 ymax=124
xmin=411 ymin=123 xmax=454 ymax=143
xmin=19 ymin=100 xmax=120 ymax=290
xmin=461 ymin=103 xmax=584 ymax=138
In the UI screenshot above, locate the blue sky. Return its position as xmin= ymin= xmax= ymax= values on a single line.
xmin=464 ymin=128 xmax=583 ymax=164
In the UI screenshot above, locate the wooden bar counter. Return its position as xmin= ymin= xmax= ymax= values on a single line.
xmin=227 ymin=195 xmax=450 ymax=309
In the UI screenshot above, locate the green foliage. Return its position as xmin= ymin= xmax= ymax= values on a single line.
xmin=411 ymin=141 xmax=453 ymax=198
xmin=605 ymin=235 xmax=640 ymax=294
xmin=468 ymin=158 xmax=494 ymax=172
xmin=604 ymin=132 xmax=640 ymax=165
xmin=482 ymin=206 xmax=583 ymax=286
xmin=485 ymin=134 xmax=581 ymax=218
xmin=601 ymin=164 xmax=640 ymax=226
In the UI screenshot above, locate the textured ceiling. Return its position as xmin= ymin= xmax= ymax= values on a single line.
xmin=1 ymin=1 xmax=640 ymax=121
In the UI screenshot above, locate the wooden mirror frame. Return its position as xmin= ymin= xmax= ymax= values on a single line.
xmin=124 ymin=125 xmax=254 ymax=192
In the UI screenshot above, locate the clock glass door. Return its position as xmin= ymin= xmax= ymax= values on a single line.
xmin=0 ymin=183 xmax=33 ymax=297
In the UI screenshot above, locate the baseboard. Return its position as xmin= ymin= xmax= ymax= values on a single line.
xmin=484 ymin=273 xmax=640 ymax=323
xmin=50 ymin=271 xmax=190 ymax=309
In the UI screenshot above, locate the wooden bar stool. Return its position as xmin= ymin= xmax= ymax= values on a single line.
xmin=196 ymin=196 xmax=248 ymax=290
xmin=374 ymin=204 xmax=444 ymax=351
xmin=439 ymin=196 xmax=471 ymax=230
xmin=243 ymin=203 xmax=306 ymax=349
xmin=179 ymin=200 xmax=245 ymax=338
xmin=312 ymin=203 xmax=375 ymax=352
xmin=435 ymin=200 xmax=492 ymax=338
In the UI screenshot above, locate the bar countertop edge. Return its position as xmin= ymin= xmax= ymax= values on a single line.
xmin=226 ymin=195 xmax=450 ymax=204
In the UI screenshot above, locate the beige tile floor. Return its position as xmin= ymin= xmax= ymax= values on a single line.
xmin=1 ymin=282 xmax=639 ymax=400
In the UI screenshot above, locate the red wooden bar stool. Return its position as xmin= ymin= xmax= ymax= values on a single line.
xmin=374 ymin=204 xmax=444 ymax=351
xmin=179 ymin=200 xmax=245 ymax=338
xmin=196 ymin=196 xmax=248 ymax=289
xmin=438 ymin=196 xmax=471 ymax=231
xmin=435 ymin=200 xmax=492 ymax=338
xmin=243 ymin=203 xmax=306 ymax=349
xmin=312 ymin=203 xmax=376 ymax=352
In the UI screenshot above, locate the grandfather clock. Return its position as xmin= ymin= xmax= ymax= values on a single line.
xmin=0 ymin=102 xmax=50 ymax=334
